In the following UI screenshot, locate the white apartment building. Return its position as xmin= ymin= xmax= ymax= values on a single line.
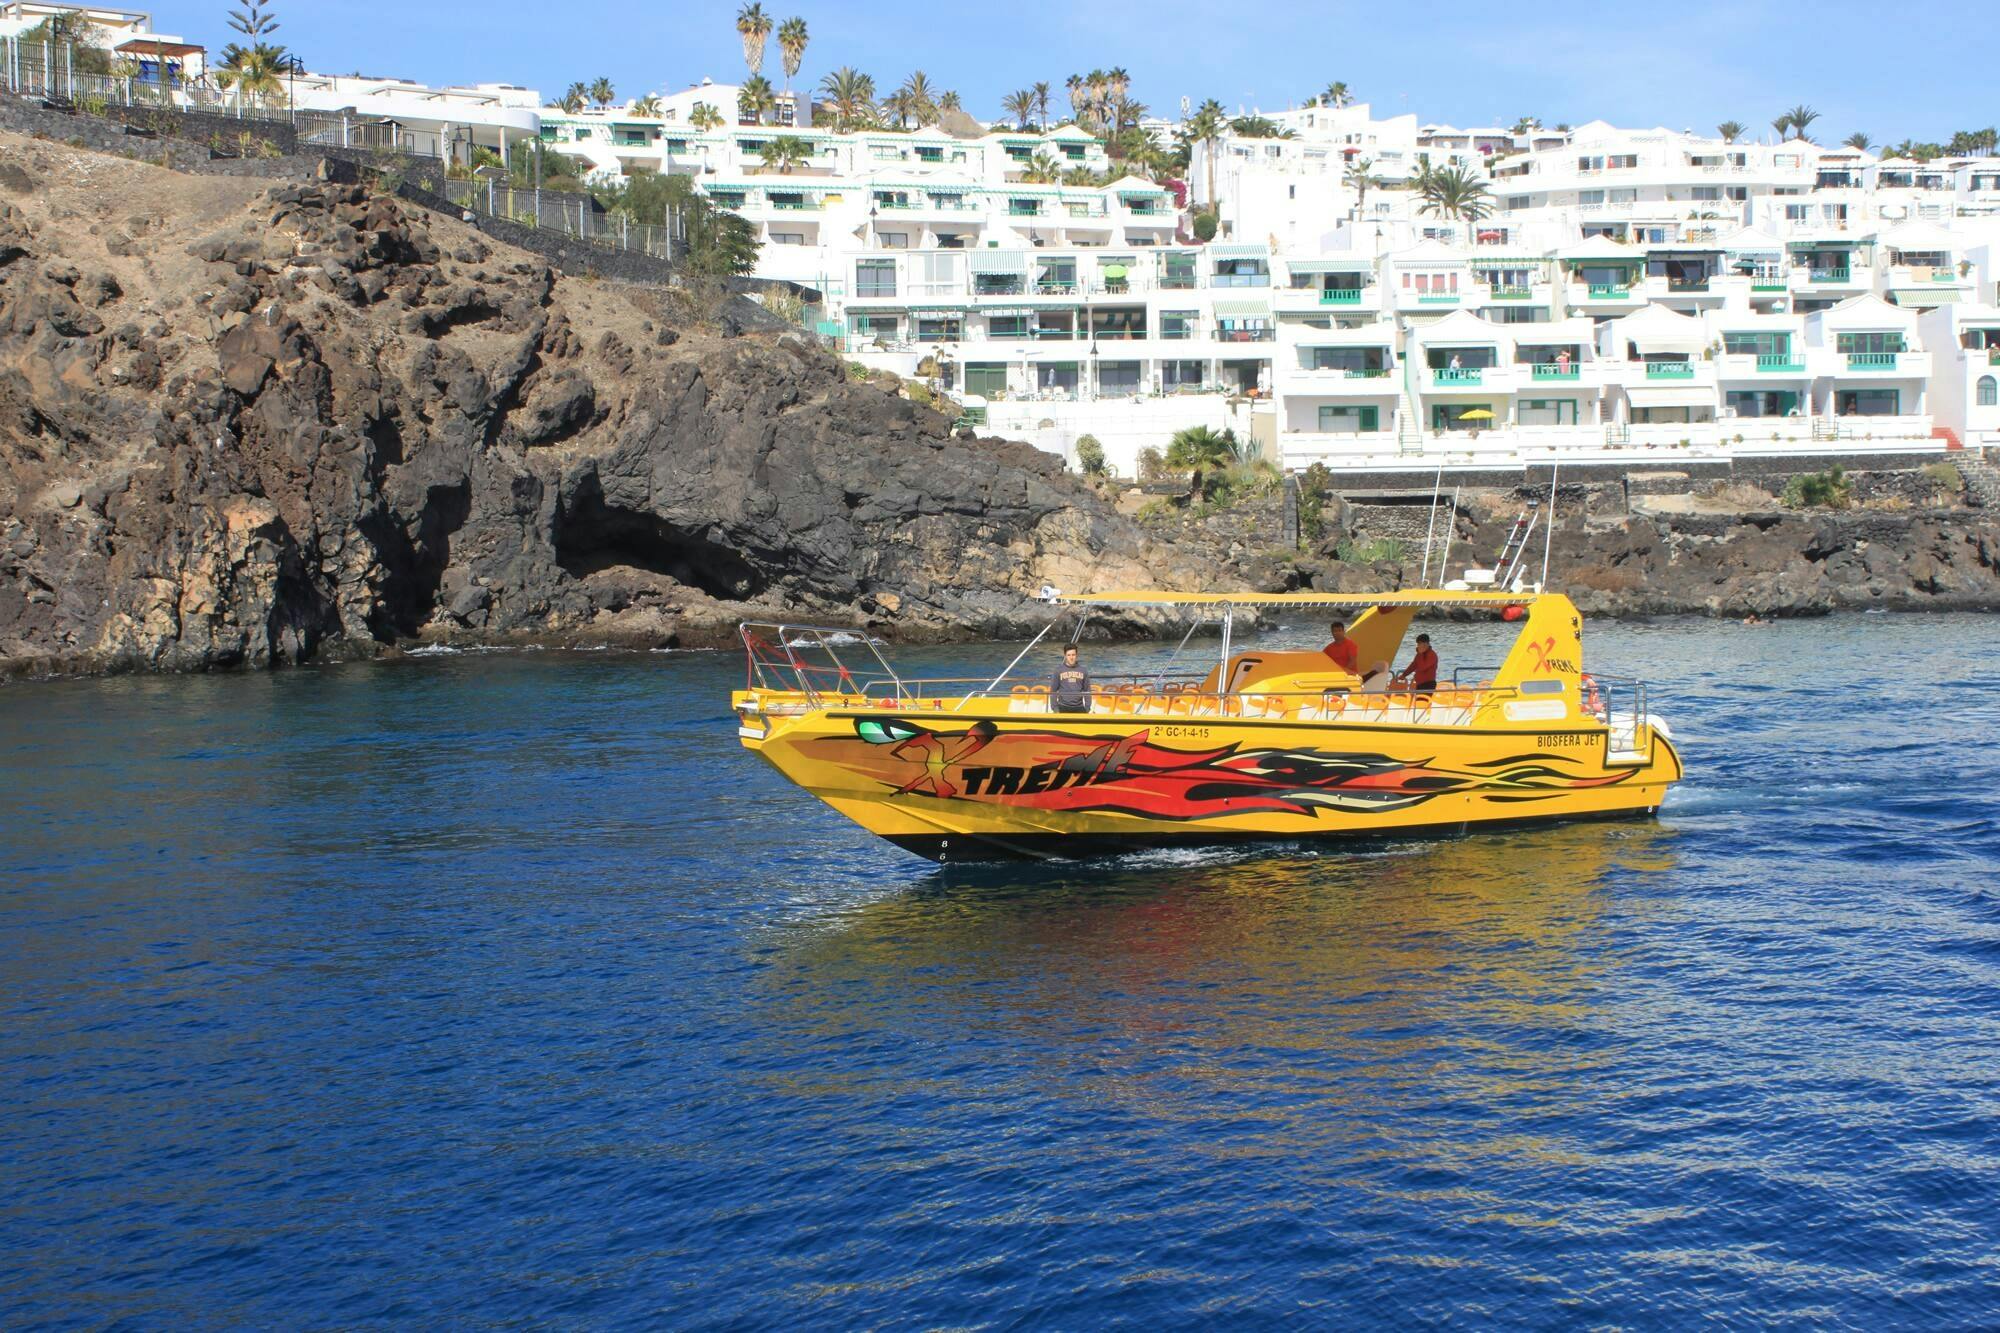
xmin=0 ymin=1 xmax=204 ymax=79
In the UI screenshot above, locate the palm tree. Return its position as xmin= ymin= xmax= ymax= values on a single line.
xmin=1344 ymin=155 xmax=1380 ymax=217
xmin=1185 ymin=98 xmax=1226 ymax=216
xmin=817 ymin=66 xmax=875 ymax=132
xmin=1002 ymin=89 xmax=1036 ymax=130
xmin=777 ymin=16 xmax=808 ymax=86
xmin=1771 ymin=114 xmax=1792 ymax=141
xmin=560 ymin=82 xmax=588 ymax=115
xmin=738 ymin=75 xmax=776 ymax=125
xmin=589 ymin=77 xmax=615 ymax=109
xmin=1782 ymin=103 xmax=1819 ymax=141
xmin=880 ymin=88 xmax=917 ymax=130
xmin=1511 ymin=115 xmax=1542 ymax=134
xmin=938 ymin=90 xmax=961 ymax=113
xmin=736 ymin=3 xmax=773 ymax=75
xmin=1106 ymin=67 xmax=1130 ymax=103
xmin=1844 ymin=131 xmax=1872 ymax=151
xmin=216 ymin=42 xmax=287 ymax=109
xmin=1321 ymin=80 xmax=1351 ymax=108
xmin=1418 ymin=162 xmax=1491 ymax=223
xmin=633 ymin=94 xmax=662 ymax=118
xmin=1717 ymin=120 xmax=1745 ymax=143
xmin=690 ymin=102 xmax=725 ymax=132
xmin=1064 ymin=73 xmax=1084 ymax=122
xmin=758 ymin=136 xmax=812 ymax=173
xmin=1020 ymin=151 xmax=1063 ymax=184
xmin=1165 ymin=425 xmax=1246 ymax=503
xmin=897 ymin=71 xmax=939 ymax=125
xmin=1032 ymin=80 xmax=1051 ymax=130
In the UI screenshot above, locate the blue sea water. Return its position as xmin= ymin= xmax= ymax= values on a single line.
xmin=4 ymin=616 xmax=2000 ymax=1328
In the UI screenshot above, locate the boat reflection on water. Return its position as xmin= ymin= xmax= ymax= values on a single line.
xmin=755 ymin=823 xmax=1681 ymax=1167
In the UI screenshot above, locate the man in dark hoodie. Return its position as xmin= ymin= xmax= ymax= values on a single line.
xmin=1050 ymin=644 xmax=1094 ymax=713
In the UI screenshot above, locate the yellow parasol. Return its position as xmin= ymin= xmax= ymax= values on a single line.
xmin=1457 ymin=408 xmax=1496 ymax=421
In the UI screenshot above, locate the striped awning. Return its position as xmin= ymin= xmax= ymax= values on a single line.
xmin=968 ymin=250 xmax=1028 ymax=275
xmin=1627 ymin=386 xmax=1716 ymax=410
xmin=1286 ymin=256 xmax=1373 ymax=273
xmin=1209 ymin=244 xmax=1270 ymax=260
xmin=1891 ymin=289 xmax=1962 ymax=306
xmin=1212 ymin=298 xmax=1273 ymax=317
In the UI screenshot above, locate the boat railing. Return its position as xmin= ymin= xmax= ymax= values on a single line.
xmin=955 ymin=677 xmax=1520 ymax=727
xmin=1586 ymin=674 xmax=1652 ymax=756
xmin=739 ymin=622 xmax=904 ymax=704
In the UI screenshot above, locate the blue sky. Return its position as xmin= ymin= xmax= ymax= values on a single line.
xmin=153 ymin=0 xmax=1997 ymax=144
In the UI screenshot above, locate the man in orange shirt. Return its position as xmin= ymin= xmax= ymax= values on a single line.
xmin=1323 ymin=620 xmax=1360 ymax=674
xmin=1394 ymin=633 xmax=1440 ymax=697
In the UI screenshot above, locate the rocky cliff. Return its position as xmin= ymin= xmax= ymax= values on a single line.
xmin=0 ymin=136 xmax=1197 ymax=677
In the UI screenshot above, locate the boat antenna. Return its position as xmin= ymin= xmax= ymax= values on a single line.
xmin=1537 ymin=460 xmax=1559 ymax=591
xmin=1419 ymin=464 xmax=1444 ymax=586
xmin=1435 ymin=486 xmax=1460 ymax=585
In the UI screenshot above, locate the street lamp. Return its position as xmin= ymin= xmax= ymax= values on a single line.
xmin=285 ymin=53 xmax=303 ymax=127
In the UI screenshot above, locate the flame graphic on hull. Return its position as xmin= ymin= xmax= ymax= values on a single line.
xmin=807 ymin=720 xmax=1633 ymax=824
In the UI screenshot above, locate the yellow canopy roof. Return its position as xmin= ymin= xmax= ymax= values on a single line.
xmin=1052 ymin=589 xmax=1549 ymax=610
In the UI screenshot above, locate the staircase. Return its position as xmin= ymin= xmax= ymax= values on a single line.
xmin=1961 ymin=458 xmax=2000 ymax=509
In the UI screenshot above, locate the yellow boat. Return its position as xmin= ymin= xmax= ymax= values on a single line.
xmin=732 ymin=589 xmax=1682 ymax=863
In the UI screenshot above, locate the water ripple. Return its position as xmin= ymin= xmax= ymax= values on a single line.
xmin=3 ymin=619 xmax=2000 ymax=1325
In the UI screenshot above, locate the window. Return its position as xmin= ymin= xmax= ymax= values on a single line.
xmin=1097 ymin=361 xmax=1142 ymax=396
xmin=1160 ymin=310 xmax=1199 ymax=340
xmin=963 ymin=364 xmax=1008 ymax=397
xmin=1303 ymin=347 xmax=1387 ymax=373
xmin=1785 ymin=204 xmax=1810 ymax=222
xmin=915 ymin=145 xmax=943 ymax=162
xmin=1162 ymin=253 xmax=1198 ymax=289
xmin=878 ymin=232 xmax=910 ymax=249
xmin=1835 ymin=331 xmax=1906 ymax=355
xmin=1724 ymin=331 xmax=1790 ymax=356
xmin=986 ymin=315 xmax=1028 ymax=339
xmin=1518 ymin=398 xmax=1579 ymax=425
xmin=770 ymin=231 xmax=806 ymax=245
xmin=1836 ymin=389 xmax=1900 ymax=416
xmin=1979 ymin=376 xmax=1998 ymax=407
xmin=848 ymin=313 xmax=899 ymax=339
xmin=1161 ymin=360 xmax=1205 ymax=390
xmin=855 ymin=259 xmax=897 ymax=297
xmin=1317 ymin=405 xmax=1381 ymax=432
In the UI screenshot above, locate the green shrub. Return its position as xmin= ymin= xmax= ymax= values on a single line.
xmin=1921 ymin=461 xmax=1963 ymax=495
xmin=1074 ymin=434 xmax=1107 ymax=476
xmin=907 ymin=381 xmax=934 ymax=408
xmin=843 ymin=360 xmax=873 ymax=382
xmin=1295 ymin=461 xmax=1333 ymax=543
xmin=1137 ymin=446 xmax=1170 ymax=484
xmin=1334 ymin=537 xmax=1406 ymax=564
xmin=1781 ymin=465 xmax=1853 ymax=510
xmin=1192 ymin=209 xmax=1219 ymax=242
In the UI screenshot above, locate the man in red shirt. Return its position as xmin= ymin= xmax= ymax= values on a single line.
xmin=1323 ymin=620 xmax=1360 ymax=674
xmin=1394 ymin=633 xmax=1440 ymax=697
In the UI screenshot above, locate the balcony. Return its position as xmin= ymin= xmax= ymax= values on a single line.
xmin=1845 ymin=351 xmax=1899 ymax=370
xmin=1033 ymin=280 xmax=1078 ymax=295
xmin=1417 ymin=293 xmax=1461 ymax=304
xmin=1007 ymin=205 xmax=1042 ymax=217
xmin=1645 ymin=361 xmax=1696 ymax=380
xmin=1432 ymin=367 xmax=1484 ymax=385
xmin=1806 ymin=268 xmax=1851 ymax=283
xmin=1585 ymin=283 xmax=1634 ymax=299
xmin=1320 ymin=288 xmax=1366 ymax=305
xmin=1750 ymin=278 xmax=1789 ymax=293
xmin=1756 ymin=354 xmax=1806 ymax=373
xmin=1487 ymin=287 xmax=1534 ymax=300
xmin=1529 ymin=363 xmax=1580 ymax=380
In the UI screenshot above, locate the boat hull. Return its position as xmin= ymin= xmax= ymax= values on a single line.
xmin=741 ymin=703 xmax=1683 ymax=864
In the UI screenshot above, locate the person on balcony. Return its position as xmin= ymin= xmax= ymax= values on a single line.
xmin=1556 ymin=349 xmax=1572 ymax=375
xmin=1050 ymin=644 xmax=1094 ymax=713
xmin=1394 ymin=634 xmax=1440 ymax=697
